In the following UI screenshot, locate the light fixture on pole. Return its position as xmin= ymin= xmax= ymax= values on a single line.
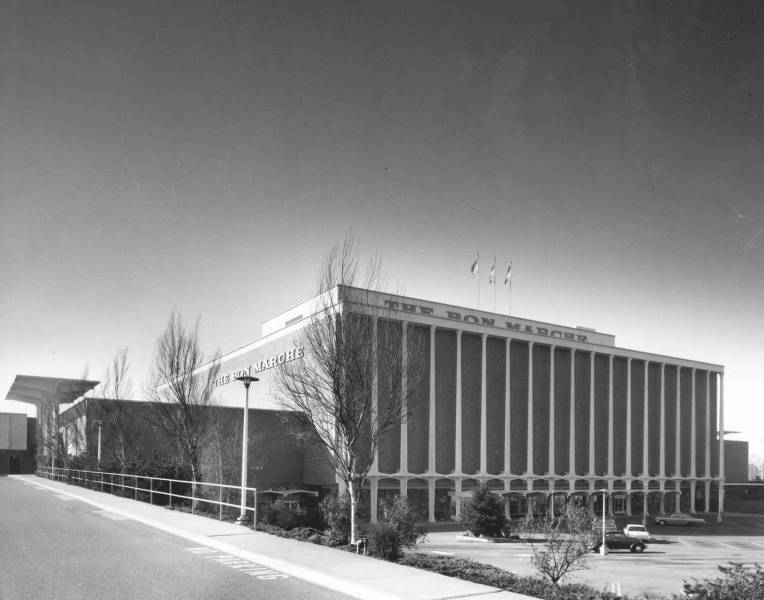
xmin=598 ymin=488 xmax=608 ymax=556
xmin=234 ymin=375 xmax=259 ymax=526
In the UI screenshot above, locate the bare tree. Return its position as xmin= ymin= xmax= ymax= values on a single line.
xmin=517 ymin=500 xmax=597 ymax=586
xmin=144 ymin=312 xmax=221 ymax=489
xmin=277 ymin=235 xmax=426 ymax=544
xmin=98 ymin=347 xmax=137 ymax=470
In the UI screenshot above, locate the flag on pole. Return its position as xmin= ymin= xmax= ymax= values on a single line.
xmin=470 ymin=255 xmax=479 ymax=276
xmin=503 ymin=262 xmax=512 ymax=284
xmin=488 ymin=258 xmax=496 ymax=284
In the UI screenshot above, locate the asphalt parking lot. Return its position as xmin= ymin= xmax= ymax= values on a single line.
xmin=413 ymin=514 xmax=764 ymax=598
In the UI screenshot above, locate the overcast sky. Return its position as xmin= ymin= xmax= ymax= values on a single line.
xmin=1 ymin=1 xmax=762 ymax=460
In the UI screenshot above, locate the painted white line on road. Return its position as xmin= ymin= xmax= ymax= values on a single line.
xmin=429 ymin=551 xmax=454 ymax=556
xmin=94 ymin=510 xmax=131 ymax=521
xmin=56 ymin=494 xmax=75 ymax=501
xmin=186 ymin=547 xmax=289 ymax=580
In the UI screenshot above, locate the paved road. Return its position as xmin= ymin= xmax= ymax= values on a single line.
xmin=416 ymin=518 xmax=764 ymax=598
xmin=0 ymin=476 xmax=353 ymax=600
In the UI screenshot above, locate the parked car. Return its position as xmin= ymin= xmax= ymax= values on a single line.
xmin=623 ymin=523 xmax=650 ymax=540
xmin=591 ymin=532 xmax=647 ymax=553
xmin=653 ymin=513 xmax=706 ymax=526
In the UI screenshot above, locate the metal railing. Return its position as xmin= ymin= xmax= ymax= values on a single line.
xmin=36 ymin=466 xmax=257 ymax=526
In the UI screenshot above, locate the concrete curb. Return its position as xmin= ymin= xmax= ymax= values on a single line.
xmin=22 ymin=476 xmax=532 ymax=600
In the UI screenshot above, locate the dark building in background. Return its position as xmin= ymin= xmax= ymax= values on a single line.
xmin=724 ymin=440 xmax=749 ymax=484
xmin=0 ymin=413 xmax=36 ymax=475
xmin=723 ymin=439 xmax=764 ymax=514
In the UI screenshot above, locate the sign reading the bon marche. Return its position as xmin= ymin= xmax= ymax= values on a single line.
xmin=213 ymin=346 xmax=305 ymax=388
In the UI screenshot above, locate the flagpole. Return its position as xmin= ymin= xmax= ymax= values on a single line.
xmin=492 ymin=256 xmax=496 ymax=313
xmin=504 ymin=261 xmax=512 ymax=315
xmin=476 ymin=252 xmax=480 ymax=310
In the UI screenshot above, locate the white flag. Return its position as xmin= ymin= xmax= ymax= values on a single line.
xmin=503 ymin=262 xmax=512 ymax=284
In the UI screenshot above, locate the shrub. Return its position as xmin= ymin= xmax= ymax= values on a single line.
xmin=460 ymin=485 xmax=506 ymax=538
xmin=399 ymin=554 xmax=518 ymax=588
xmin=300 ymin=495 xmax=325 ymax=530
xmin=260 ymin=502 xmax=304 ymax=530
xmin=319 ymin=492 xmax=350 ymax=545
xmin=679 ymin=562 xmax=764 ymax=600
xmin=398 ymin=554 xmax=628 ymax=600
xmin=369 ymin=523 xmax=402 ymax=561
xmin=378 ymin=495 xmax=422 ymax=548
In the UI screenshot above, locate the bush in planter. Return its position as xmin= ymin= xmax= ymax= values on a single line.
xmin=260 ymin=502 xmax=305 ymax=530
xmin=460 ymin=485 xmax=506 ymax=538
xmin=398 ymin=554 xmax=628 ymax=600
xmin=378 ymin=495 xmax=423 ymax=548
xmin=679 ymin=562 xmax=764 ymax=600
xmin=368 ymin=523 xmax=402 ymax=561
xmin=319 ymin=492 xmax=350 ymax=545
xmin=399 ymin=554 xmax=519 ymax=588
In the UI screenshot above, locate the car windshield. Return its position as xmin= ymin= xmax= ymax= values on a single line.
xmin=629 ymin=526 xmax=646 ymax=531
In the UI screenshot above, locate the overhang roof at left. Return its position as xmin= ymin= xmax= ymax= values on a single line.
xmin=4 ymin=375 xmax=100 ymax=407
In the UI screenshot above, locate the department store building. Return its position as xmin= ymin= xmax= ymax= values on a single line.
xmin=205 ymin=285 xmax=726 ymax=523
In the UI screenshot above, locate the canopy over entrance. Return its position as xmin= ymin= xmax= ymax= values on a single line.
xmin=4 ymin=375 xmax=100 ymax=464
xmin=4 ymin=375 xmax=99 ymax=408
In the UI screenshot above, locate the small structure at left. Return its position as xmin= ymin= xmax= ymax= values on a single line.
xmin=3 ymin=375 xmax=99 ymax=471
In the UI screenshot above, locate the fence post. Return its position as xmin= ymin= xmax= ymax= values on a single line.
xmin=169 ymin=480 xmax=173 ymax=510
xmin=134 ymin=475 xmax=138 ymax=500
xmin=219 ymin=485 xmax=223 ymax=521
xmin=150 ymin=478 xmax=153 ymax=505
xmin=191 ymin=481 xmax=196 ymax=515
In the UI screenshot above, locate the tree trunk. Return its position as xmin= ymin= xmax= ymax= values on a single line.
xmin=190 ymin=463 xmax=198 ymax=514
xmin=348 ymin=479 xmax=357 ymax=545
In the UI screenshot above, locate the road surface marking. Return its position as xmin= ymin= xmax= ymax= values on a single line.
xmin=186 ymin=547 xmax=289 ymax=580
xmin=429 ymin=551 xmax=455 ymax=556
xmin=93 ymin=510 xmax=131 ymax=521
xmin=55 ymin=494 xmax=75 ymax=501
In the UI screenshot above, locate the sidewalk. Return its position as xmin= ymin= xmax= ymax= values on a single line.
xmin=17 ymin=475 xmax=535 ymax=600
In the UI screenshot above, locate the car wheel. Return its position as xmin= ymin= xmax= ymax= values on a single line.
xmin=631 ymin=544 xmax=644 ymax=553
xmin=657 ymin=520 xmax=665 ymax=526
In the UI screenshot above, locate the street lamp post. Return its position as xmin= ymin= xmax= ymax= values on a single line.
xmin=234 ymin=375 xmax=259 ymax=526
xmin=598 ymin=488 xmax=608 ymax=556
xmin=95 ymin=420 xmax=103 ymax=469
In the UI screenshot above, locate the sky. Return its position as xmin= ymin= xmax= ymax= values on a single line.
xmin=1 ymin=1 xmax=762 ymax=462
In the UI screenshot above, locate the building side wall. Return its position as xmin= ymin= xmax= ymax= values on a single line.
xmin=724 ymin=441 xmax=749 ymax=483
xmin=434 ymin=329 xmax=456 ymax=474
xmin=361 ymin=314 xmax=722 ymax=517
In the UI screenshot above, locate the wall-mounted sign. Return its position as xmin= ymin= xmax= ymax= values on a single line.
xmin=382 ymin=300 xmax=590 ymax=343
xmin=213 ymin=346 xmax=305 ymax=388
